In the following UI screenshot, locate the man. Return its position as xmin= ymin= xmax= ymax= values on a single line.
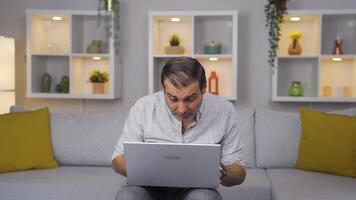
xmin=112 ymin=57 xmax=246 ymax=200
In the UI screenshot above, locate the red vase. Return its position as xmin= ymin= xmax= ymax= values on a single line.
xmin=276 ymin=0 xmax=287 ymax=11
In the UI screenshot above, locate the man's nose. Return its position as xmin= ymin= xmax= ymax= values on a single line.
xmin=177 ymin=102 xmax=187 ymax=114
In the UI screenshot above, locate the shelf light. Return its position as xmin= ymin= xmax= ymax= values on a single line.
xmin=209 ymin=57 xmax=219 ymax=61
xmin=332 ymin=57 xmax=343 ymax=62
xmin=92 ymin=56 xmax=102 ymax=60
xmin=290 ymin=17 xmax=300 ymax=22
xmin=170 ymin=17 xmax=181 ymax=22
xmin=52 ymin=16 xmax=62 ymax=21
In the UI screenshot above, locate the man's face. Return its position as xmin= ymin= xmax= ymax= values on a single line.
xmin=163 ymin=80 xmax=206 ymax=123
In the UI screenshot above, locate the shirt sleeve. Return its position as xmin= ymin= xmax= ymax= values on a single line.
xmin=111 ymin=100 xmax=145 ymax=161
xmin=220 ymin=108 xmax=245 ymax=166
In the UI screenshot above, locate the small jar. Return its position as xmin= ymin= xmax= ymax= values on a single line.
xmin=289 ymin=81 xmax=303 ymax=96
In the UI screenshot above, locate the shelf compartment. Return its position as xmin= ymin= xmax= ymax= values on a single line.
xmin=30 ymin=12 xmax=70 ymax=54
xmin=194 ymin=15 xmax=233 ymax=55
xmin=278 ymin=14 xmax=321 ymax=56
xmin=72 ymin=14 xmax=109 ymax=54
xmin=276 ymin=57 xmax=319 ymax=97
xmin=196 ymin=56 xmax=235 ymax=99
xmin=151 ymin=15 xmax=193 ymax=55
xmin=31 ymin=55 xmax=70 ymax=93
xmin=71 ymin=55 xmax=110 ymax=95
xmin=322 ymin=14 xmax=356 ymax=55
xmin=320 ymin=56 xmax=356 ymax=98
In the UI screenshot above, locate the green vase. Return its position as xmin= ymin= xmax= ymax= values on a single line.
xmin=289 ymin=81 xmax=303 ymax=96
xmin=41 ymin=73 xmax=51 ymax=93
xmin=60 ymin=75 xmax=70 ymax=93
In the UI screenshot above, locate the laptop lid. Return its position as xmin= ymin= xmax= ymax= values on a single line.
xmin=124 ymin=142 xmax=221 ymax=188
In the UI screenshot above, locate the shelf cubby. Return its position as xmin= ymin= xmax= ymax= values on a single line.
xmin=194 ymin=15 xmax=233 ymax=55
xmin=273 ymin=10 xmax=356 ymax=102
xmin=149 ymin=11 xmax=238 ymax=100
xmin=27 ymin=9 xmax=121 ymax=99
xmin=31 ymin=55 xmax=70 ymax=93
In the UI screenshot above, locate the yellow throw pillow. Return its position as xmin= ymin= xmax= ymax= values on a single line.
xmin=296 ymin=107 xmax=356 ymax=177
xmin=0 ymin=108 xmax=59 ymax=173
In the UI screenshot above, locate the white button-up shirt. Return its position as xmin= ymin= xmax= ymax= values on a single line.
xmin=112 ymin=91 xmax=244 ymax=166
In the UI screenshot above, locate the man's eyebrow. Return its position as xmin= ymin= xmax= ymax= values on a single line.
xmin=166 ymin=92 xmax=197 ymax=99
xmin=167 ymin=93 xmax=177 ymax=98
xmin=183 ymin=93 xmax=198 ymax=100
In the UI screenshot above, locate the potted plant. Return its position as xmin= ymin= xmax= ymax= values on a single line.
xmin=165 ymin=34 xmax=185 ymax=54
xmin=265 ymin=0 xmax=289 ymax=68
xmin=89 ymin=69 xmax=109 ymax=94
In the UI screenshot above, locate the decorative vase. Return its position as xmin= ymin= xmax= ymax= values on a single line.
xmin=41 ymin=73 xmax=51 ymax=93
xmin=208 ymin=71 xmax=219 ymax=95
xmin=276 ymin=0 xmax=287 ymax=10
xmin=204 ymin=41 xmax=221 ymax=54
xmin=165 ymin=46 xmax=185 ymax=54
xmin=60 ymin=75 xmax=70 ymax=93
xmin=92 ymin=83 xmax=105 ymax=94
xmin=288 ymin=39 xmax=302 ymax=55
xmin=289 ymin=81 xmax=303 ymax=96
xmin=87 ymin=40 xmax=102 ymax=53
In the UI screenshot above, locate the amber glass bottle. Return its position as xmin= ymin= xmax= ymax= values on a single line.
xmin=208 ymin=71 xmax=219 ymax=95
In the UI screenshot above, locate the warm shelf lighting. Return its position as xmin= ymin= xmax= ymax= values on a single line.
xmin=170 ymin=17 xmax=181 ymax=22
xmin=0 ymin=36 xmax=15 ymax=114
xmin=92 ymin=56 xmax=102 ymax=60
xmin=332 ymin=57 xmax=343 ymax=62
xmin=52 ymin=16 xmax=62 ymax=21
xmin=209 ymin=57 xmax=219 ymax=61
xmin=290 ymin=17 xmax=300 ymax=22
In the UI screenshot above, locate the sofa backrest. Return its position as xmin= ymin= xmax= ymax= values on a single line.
xmin=50 ymin=111 xmax=128 ymax=166
xmin=51 ymin=108 xmax=257 ymax=167
xmin=255 ymin=107 xmax=356 ymax=169
xmin=237 ymin=108 xmax=255 ymax=168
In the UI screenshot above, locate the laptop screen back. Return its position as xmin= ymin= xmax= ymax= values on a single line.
xmin=124 ymin=142 xmax=221 ymax=188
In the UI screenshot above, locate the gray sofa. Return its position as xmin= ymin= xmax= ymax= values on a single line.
xmin=1 ymin=107 xmax=355 ymax=200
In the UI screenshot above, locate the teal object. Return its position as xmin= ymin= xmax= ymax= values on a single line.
xmin=60 ymin=75 xmax=70 ymax=93
xmin=289 ymin=81 xmax=303 ymax=96
xmin=204 ymin=41 xmax=221 ymax=54
xmin=204 ymin=46 xmax=221 ymax=54
xmin=41 ymin=73 xmax=51 ymax=93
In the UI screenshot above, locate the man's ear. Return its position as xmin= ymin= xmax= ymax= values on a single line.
xmin=201 ymin=84 xmax=207 ymax=94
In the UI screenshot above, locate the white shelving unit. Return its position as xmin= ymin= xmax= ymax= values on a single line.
xmin=272 ymin=9 xmax=356 ymax=102
xmin=26 ymin=9 xmax=121 ymax=99
xmin=148 ymin=10 xmax=238 ymax=100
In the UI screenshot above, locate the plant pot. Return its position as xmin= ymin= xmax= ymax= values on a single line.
xmin=165 ymin=46 xmax=185 ymax=54
xmin=288 ymin=39 xmax=302 ymax=55
xmin=92 ymin=83 xmax=105 ymax=94
xmin=276 ymin=0 xmax=287 ymax=10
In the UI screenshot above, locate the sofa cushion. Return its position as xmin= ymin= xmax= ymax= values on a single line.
xmin=266 ymin=169 xmax=356 ymax=200
xmin=219 ymin=168 xmax=271 ymax=200
xmin=296 ymin=108 xmax=356 ymax=177
xmin=255 ymin=108 xmax=356 ymax=168
xmin=0 ymin=166 xmax=126 ymax=200
xmin=237 ymin=108 xmax=255 ymax=167
xmin=50 ymin=111 xmax=128 ymax=166
xmin=0 ymin=108 xmax=58 ymax=173
xmin=255 ymin=110 xmax=301 ymax=168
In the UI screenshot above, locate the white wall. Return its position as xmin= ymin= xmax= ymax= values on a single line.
xmin=0 ymin=0 xmax=355 ymax=114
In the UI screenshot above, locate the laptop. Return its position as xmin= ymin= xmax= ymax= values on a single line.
xmin=123 ymin=142 xmax=221 ymax=188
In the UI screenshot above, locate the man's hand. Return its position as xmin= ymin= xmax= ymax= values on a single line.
xmin=112 ymin=154 xmax=127 ymax=176
xmin=220 ymin=163 xmax=246 ymax=186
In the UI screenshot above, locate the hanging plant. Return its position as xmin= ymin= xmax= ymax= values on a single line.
xmin=97 ymin=0 xmax=120 ymax=52
xmin=265 ymin=0 xmax=288 ymax=68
